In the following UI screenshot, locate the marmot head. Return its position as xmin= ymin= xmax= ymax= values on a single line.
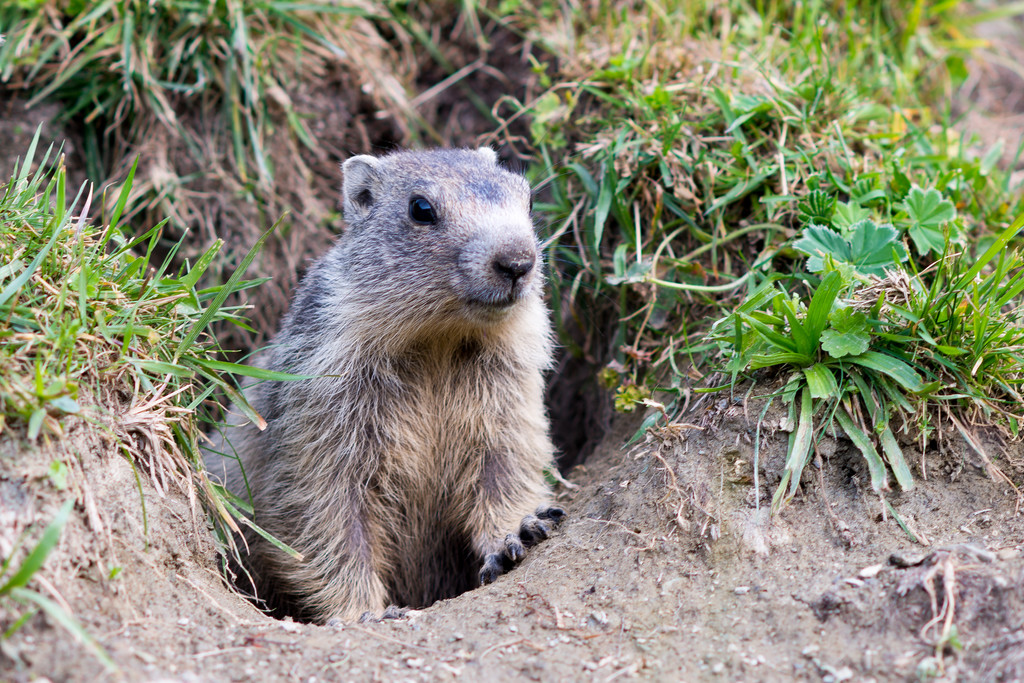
xmin=340 ymin=148 xmax=541 ymax=333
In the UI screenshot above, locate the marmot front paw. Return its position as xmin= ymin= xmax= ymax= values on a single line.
xmin=478 ymin=506 xmax=567 ymax=585
xmin=519 ymin=505 xmax=567 ymax=546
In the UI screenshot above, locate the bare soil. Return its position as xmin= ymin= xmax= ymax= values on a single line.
xmin=3 ymin=387 xmax=1024 ymax=683
xmin=955 ymin=14 xmax=1024 ymax=181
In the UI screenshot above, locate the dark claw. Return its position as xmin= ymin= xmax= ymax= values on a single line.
xmin=537 ymin=506 xmax=566 ymax=525
xmin=381 ymin=604 xmax=408 ymax=620
xmin=326 ymin=617 xmax=343 ymax=628
xmin=480 ymin=553 xmax=503 ymax=585
xmin=358 ymin=605 xmax=409 ymax=622
xmin=504 ymin=533 xmax=525 ymax=563
xmin=519 ymin=514 xmax=550 ymax=547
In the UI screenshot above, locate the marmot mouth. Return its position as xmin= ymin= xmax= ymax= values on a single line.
xmin=468 ymin=296 xmax=517 ymax=310
xmin=464 ymin=292 xmax=523 ymax=316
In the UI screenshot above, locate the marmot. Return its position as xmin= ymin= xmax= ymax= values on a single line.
xmin=205 ymin=147 xmax=564 ymax=624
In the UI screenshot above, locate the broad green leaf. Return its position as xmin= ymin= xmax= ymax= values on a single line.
xmin=793 ymin=224 xmax=850 ymax=272
xmin=750 ymin=351 xmax=815 ymax=368
xmin=734 ymin=278 xmax=782 ymax=314
xmin=743 ymin=315 xmax=799 ymax=353
xmin=879 ymin=426 xmax=915 ymax=491
xmin=27 ymin=409 xmax=45 ymax=440
xmin=626 ymin=410 xmax=664 ymax=446
xmin=844 ymin=351 xmax=930 ymax=393
xmin=795 ymin=221 xmax=907 ymax=276
xmin=772 ymin=386 xmax=815 ymax=512
xmin=832 ymin=201 xmax=871 ymax=233
xmin=902 ymin=186 xmax=956 ymax=228
xmin=804 ymin=364 xmax=839 ymax=399
xmin=889 ymin=166 xmax=912 ymax=200
xmin=821 ymin=307 xmax=871 ymax=358
xmin=834 ymin=408 xmax=888 ymax=492
xmin=805 ymin=271 xmax=844 ymax=350
xmin=48 ymin=396 xmax=81 ymax=414
xmin=776 ymin=295 xmax=814 ymax=356
xmin=907 ymin=224 xmax=948 ymax=255
xmin=591 ymin=166 xmax=615 ymax=263
xmin=902 ymin=186 xmax=957 ymax=256
xmin=934 ymin=344 xmax=967 ymax=357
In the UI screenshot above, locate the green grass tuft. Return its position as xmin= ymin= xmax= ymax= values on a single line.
xmin=502 ymin=0 xmax=1024 ymax=507
xmin=0 ymin=128 xmax=275 ymax=636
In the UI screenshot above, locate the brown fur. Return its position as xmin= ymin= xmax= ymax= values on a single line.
xmin=204 ymin=148 xmax=562 ymax=623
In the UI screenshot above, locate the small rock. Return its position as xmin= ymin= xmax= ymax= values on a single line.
xmin=858 ymin=563 xmax=884 ymax=578
xmin=834 ymin=666 xmax=854 ymax=681
xmin=734 ymin=586 xmax=751 ymax=595
xmin=997 ymin=547 xmax=1020 ymax=561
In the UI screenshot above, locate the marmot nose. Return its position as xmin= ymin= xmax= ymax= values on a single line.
xmin=493 ymin=252 xmax=535 ymax=284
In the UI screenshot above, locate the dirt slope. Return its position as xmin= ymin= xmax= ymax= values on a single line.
xmin=3 ymin=392 xmax=1024 ymax=683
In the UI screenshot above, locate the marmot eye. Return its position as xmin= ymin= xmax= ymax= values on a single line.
xmin=409 ymin=196 xmax=436 ymax=225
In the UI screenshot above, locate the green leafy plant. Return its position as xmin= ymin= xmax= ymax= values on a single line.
xmin=900 ymin=186 xmax=959 ymax=255
xmin=714 ymin=269 xmax=931 ymax=509
xmin=714 ymin=207 xmax=1024 ymax=512
xmin=509 ymin=0 xmax=1021 ymax=427
xmin=794 ymin=221 xmax=909 ymax=277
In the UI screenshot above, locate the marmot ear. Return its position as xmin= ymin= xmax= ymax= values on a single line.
xmin=476 ymin=146 xmax=498 ymax=165
xmin=341 ymin=155 xmax=382 ymax=218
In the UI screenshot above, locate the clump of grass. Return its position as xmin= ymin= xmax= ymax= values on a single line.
xmin=0 ymin=0 xmax=405 ymax=191
xmin=515 ymin=0 xmax=1015 ymax=374
xmin=0 ymin=130 xmax=276 ymax=647
xmin=0 ymin=1 xmax=422 ymax=353
xmin=498 ymin=0 xmax=1024 ymax=501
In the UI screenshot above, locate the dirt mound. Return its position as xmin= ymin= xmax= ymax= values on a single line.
xmin=4 ymin=389 xmax=1024 ymax=682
